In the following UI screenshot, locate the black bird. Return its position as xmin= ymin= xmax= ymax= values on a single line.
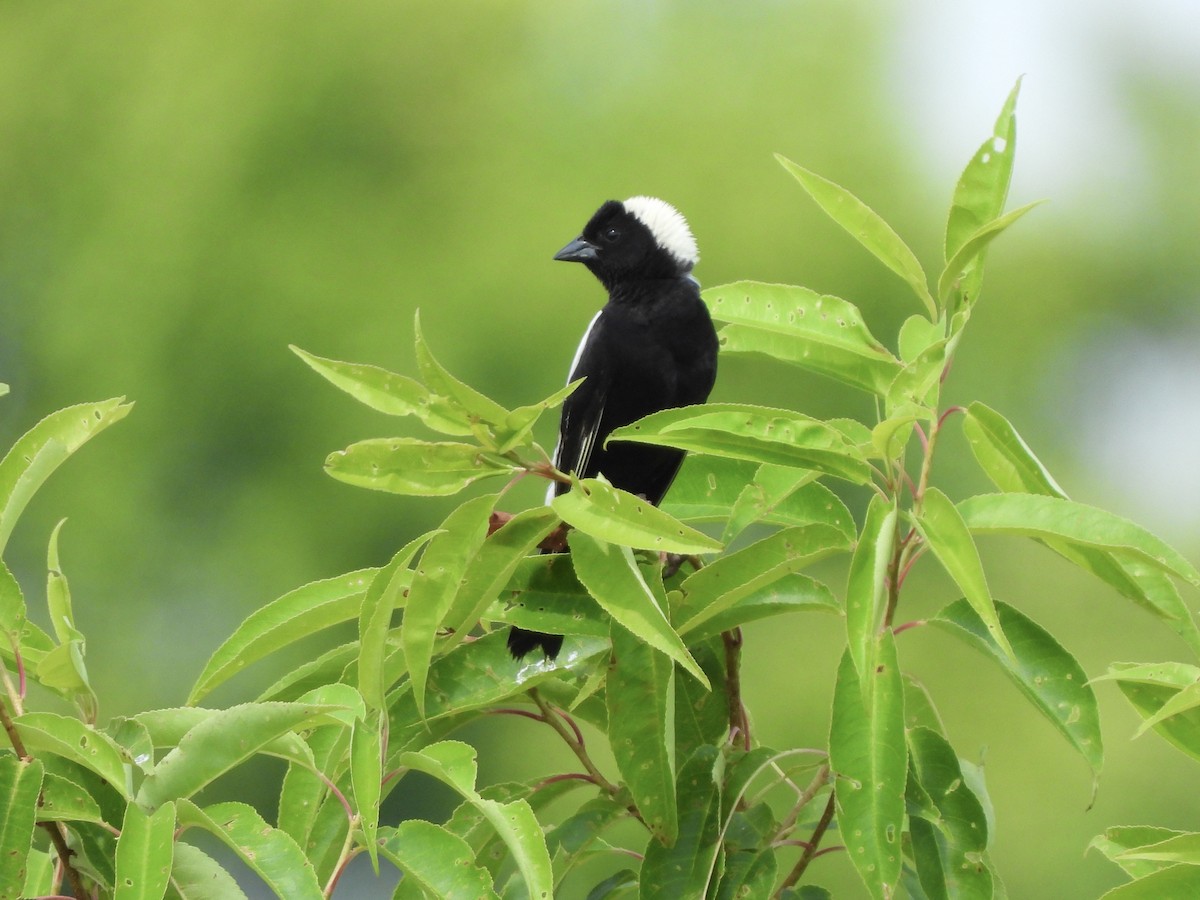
xmin=508 ymin=197 xmax=719 ymax=660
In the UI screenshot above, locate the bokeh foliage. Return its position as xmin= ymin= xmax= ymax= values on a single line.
xmin=1 ymin=3 xmax=1198 ymax=897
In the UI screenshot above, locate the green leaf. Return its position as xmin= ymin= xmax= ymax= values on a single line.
xmin=606 ymin=617 xmax=678 ymax=845
xmin=569 ymin=531 xmax=707 ymax=687
xmin=441 ymin=506 xmax=560 ymax=651
xmin=898 ymin=315 xmax=943 ymax=363
xmin=0 ymin=755 xmax=42 ymax=900
xmin=397 ymin=741 xmax=553 ymax=899
xmin=845 ymin=496 xmax=897 ymax=684
xmin=1098 ymin=865 xmax=1200 ymax=899
xmin=189 ymin=569 xmax=376 ymax=704
xmin=945 ymin=79 xmax=1021 ymax=302
xmin=640 ymin=745 xmax=724 ymax=898
xmin=0 ymin=397 xmax=133 ymax=555
xmin=177 ymin=800 xmax=322 ymax=899
xmin=777 ymin=154 xmax=936 ymax=317
xmin=1090 ymin=825 xmax=1190 ymax=879
xmin=115 ymin=801 xmax=176 ymax=900
xmin=277 ymin=725 xmax=349 ymax=853
xmin=20 ymin=851 xmax=53 ymax=900
xmin=907 ymin=727 xmax=992 ymax=900
xmin=351 ymin=709 xmax=384 ymax=873
xmin=886 ymin=338 xmax=947 ymax=414
xmin=168 ymin=841 xmax=250 ymax=900
xmin=660 ymin=456 xmax=760 ymax=521
xmin=414 ymin=312 xmax=511 ymax=440
xmin=829 ymin=636 xmax=906 ymax=900
xmin=136 ymin=702 xmax=347 ymax=810
xmin=933 ymin=599 xmax=1102 ymax=776
xmin=681 ymin=575 xmax=839 ymax=644
xmin=1117 ymin=831 xmax=1200 ymax=866
xmin=552 ymin=477 xmax=723 ymax=554
xmin=677 ymin=524 xmax=850 ymax=637
xmin=0 ymin=561 xmax=26 ymax=660
xmin=958 ymin=493 xmax=1200 ymax=588
xmin=494 ymin=378 xmax=583 ymax=454
xmin=15 ymin=712 xmax=130 ymax=799
xmin=917 ymin=487 xmax=1015 ymax=661
xmin=290 ymin=345 xmax=470 ymax=434
xmin=403 ymin=493 xmax=498 ymax=717
xmin=704 ymin=281 xmax=902 ymax=394
xmin=724 ymin=470 xmax=854 ymax=545
xmin=378 ymin=821 xmax=500 ymax=899
xmin=325 ymin=437 xmax=514 ymax=496
xmin=358 ymin=533 xmax=436 ymax=711
xmin=495 ymin=554 xmax=607 ymax=640
xmin=38 ymin=770 xmax=106 ymax=824
xmin=938 ymin=202 xmax=1042 ymax=306
xmin=963 ymin=404 xmax=1200 ymax=654
xmin=610 ymin=403 xmax=873 ymax=485
xmin=962 ymin=402 xmax=1066 ymax=497
xmin=1130 ymin=679 xmax=1200 ymax=738
xmin=1097 ymin=662 xmax=1200 ymax=763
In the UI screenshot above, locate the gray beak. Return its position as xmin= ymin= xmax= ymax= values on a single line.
xmin=553 ymin=236 xmax=598 ymax=263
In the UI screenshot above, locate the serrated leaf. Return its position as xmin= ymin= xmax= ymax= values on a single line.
xmin=1097 ymin=663 xmax=1200 ymax=763
xmin=168 ymin=841 xmax=249 ymax=900
xmin=39 ymin=771 xmax=107 ymax=823
xmin=277 ymin=724 xmax=349 ymax=853
xmin=677 ymin=524 xmax=850 ymax=637
xmin=958 ymin=493 xmax=1200 ymax=588
xmin=1090 ymin=825 xmax=1190 ymax=879
xmin=640 ymin=745 xmax=723 ymax=898
xmin=962 ymin=402 xmax=1066 ymax=497
xmin=495 ymin=378 xmax=583 ymax=454
xmin=441 ymin=506 xmax=560 ymax=652
xmin=397 ymin=741 xmax=552 ymax=899
xmin=136 ymin=702 xmax=348 ymax=810
xmin=552 ymin=477 xmax=722 ymax=554
xmin=660 ymin=456 xmax=760 ymax=522
xmin=177 ymin=800 xmax=322 ymax=899
xmin=189 ymin=569 xmax=376 ymax=704
xmin=934 ymin=599 xmax=1102 ymax=776
xmin=917 ymin=487 xmax=1014 ymax=661
xmin=945 ymin=80 xmax=1021 ymax=304
xmin=907 ymin=727 xmax=992 ymax=900
xmin=403 ymin=493 xmax=498 ymax=717
xmin=611 ymin=403 xmax=873 ymax=485
xmin=290 ymin=345 xmax=469 ymax=433
xmin=358 ymin=533 xmax=435 ymax=711
xmin=939 ymin=202 xmax=1042 ymax=309
xmin=0 ymin=397 xmax=133 ymax=555
xmin=1117 ymin=831 xmax=1200 ymax=866
xmin=778 ymin=154 xmax=936 ymax=317
xmin=0 ymin=561 xmax=25 ymax=657
xmin=495 ymin=554 xmax=607 ymax=639
xmin=898 ymin=315 xmax=943 ymax=364
xmin=326 ymin=437 xmax=514 ymax=496
xmin=606 ymin=618 xmax=677 ymax=845
xmin=569 ymin=531 xmax=707 ymax=687
xmin=704 ymin=281 xmax=902 ymax=394
xmin=887 ymin=338 xmax=947 ymax=414
xmin=724 ymin=469 xmax=854 ymax=545
xmin=351 ymin=709 xmax=384 ymax=873
xmin=1098 ymin=864 xmax=1200 ymax=899
xmin=414 ymin=312 xmax=511 ymax=441
xmin=681 ymin=574 xmax=839 ymax=644
xmin=0 ymin=755 xmax=42 ymax=900
xmin=15 ymin=712 xmax=130 ymax=799
xmin=378 ymin=821 xmax=500 ymax=899
xmin=845 ymin=496 xmax=897 ymax=683
xmin=115 ymin=801 xmax=175 ymax=900
xmin=830 ymin=637 xmax=906 ymax=900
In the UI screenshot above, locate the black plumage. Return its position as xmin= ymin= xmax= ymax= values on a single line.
xmin=508 ymin=197 xmax=719 ymax=661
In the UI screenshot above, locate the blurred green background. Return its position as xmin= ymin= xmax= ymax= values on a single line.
xmin=2 ymin=1 xmax=1199 ymax=896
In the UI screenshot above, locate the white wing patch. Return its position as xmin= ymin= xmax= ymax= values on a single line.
xmin=623 ymin=196 xmax=699 ymax=270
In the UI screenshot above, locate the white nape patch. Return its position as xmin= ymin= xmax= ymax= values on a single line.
xmin=623 ymin=196 xmax=699 ymax=270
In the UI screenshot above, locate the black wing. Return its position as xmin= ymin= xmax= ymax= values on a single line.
xmin=550 ymin=311 xmax=609 ymax=495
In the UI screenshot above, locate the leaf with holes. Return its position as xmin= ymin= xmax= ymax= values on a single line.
xmin=325 ymin=437 xmax=515 ymax=496
xmin=0 ymin=755 xmax=42 ymax=900
xmin=114 ymin=801 xmax=175 ymax=900
xmin=553 ymin=477 xmax=722 ymax=554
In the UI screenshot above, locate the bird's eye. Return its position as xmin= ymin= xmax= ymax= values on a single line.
xmin=602 ymin=226 xmax=620 ymax=242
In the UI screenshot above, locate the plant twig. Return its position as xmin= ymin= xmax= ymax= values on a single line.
xmin=528 ymin=689 xmax=626 ymax=805
xmin=775 ymin=788 xmax=837 ymax=895
xmin=722 ymin=628 xmax=750 ymax=750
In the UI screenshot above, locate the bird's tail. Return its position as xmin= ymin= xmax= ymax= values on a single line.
xmin=507 ymin=626 xmax=564 ymax=660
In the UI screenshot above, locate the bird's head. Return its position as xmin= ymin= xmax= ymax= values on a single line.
xmin=554 ymin=196 xmax=698 ymax=285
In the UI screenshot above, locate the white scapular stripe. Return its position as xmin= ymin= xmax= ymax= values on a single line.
xmin=623 ymin=196 xmax=699 ymax=269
